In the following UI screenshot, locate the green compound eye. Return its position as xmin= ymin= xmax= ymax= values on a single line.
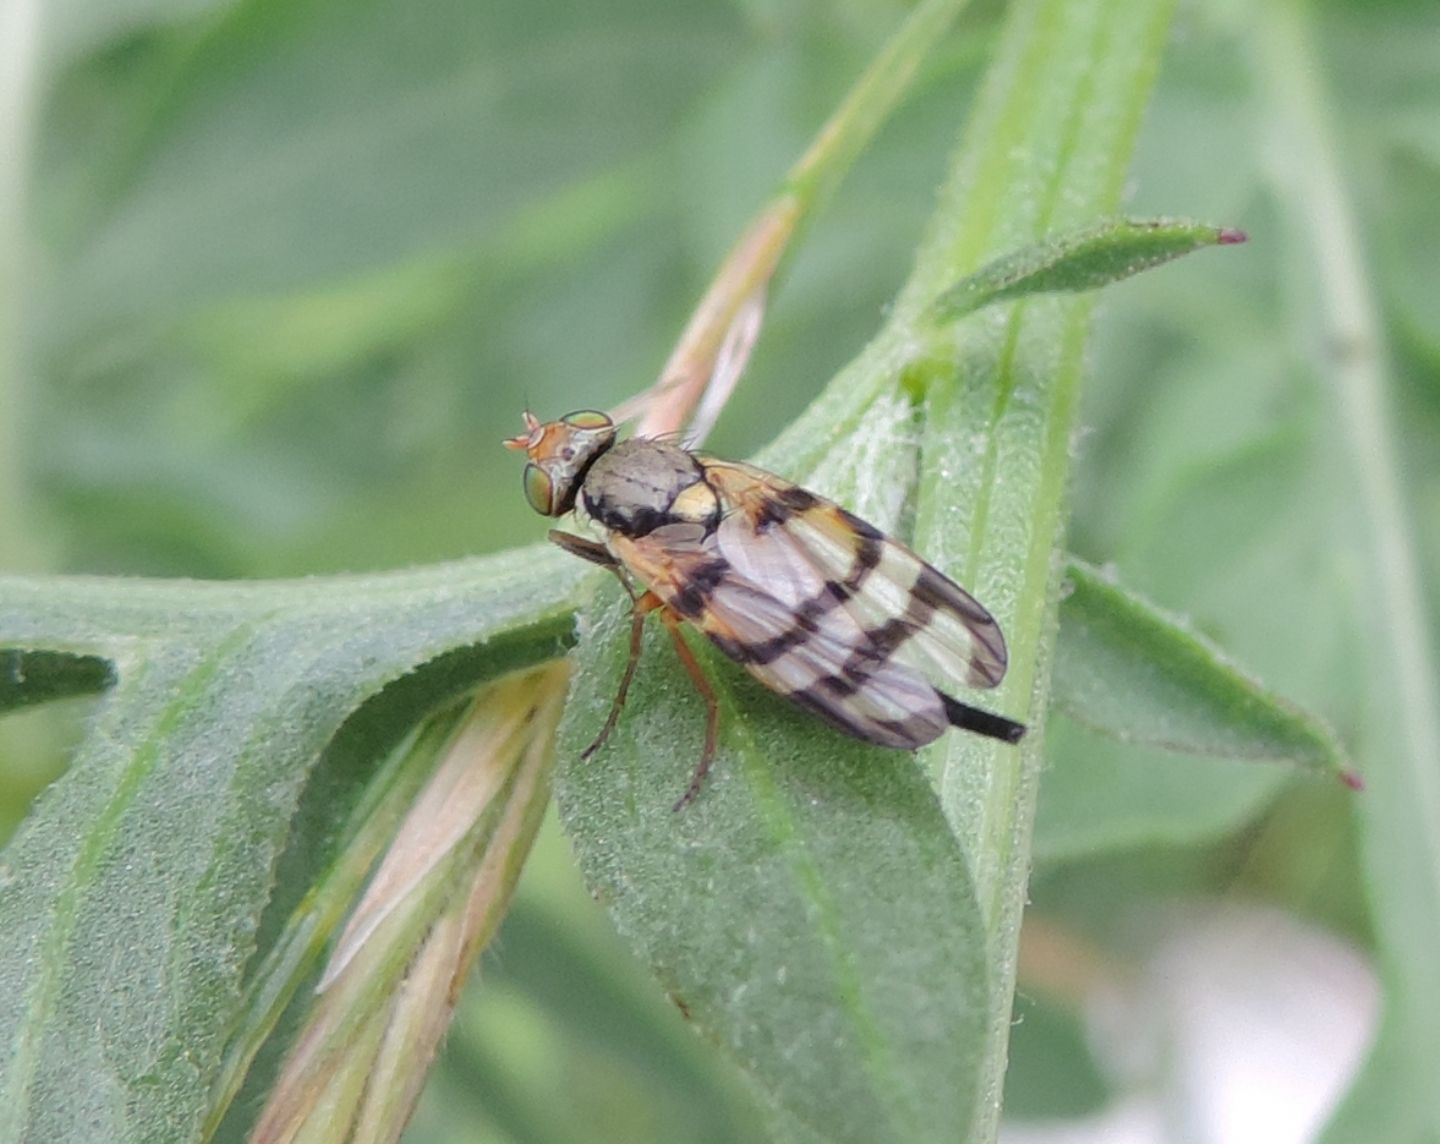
xmin=562 ymin=410 xmax=612 ymax=430
xmin=522 ymin=463 xmax=556 ymax=515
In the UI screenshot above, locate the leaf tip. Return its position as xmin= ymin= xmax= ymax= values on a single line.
xmin=1339 ymin=768 xmax=1365 ymax=792
xmin=1217 ymin=227 xmax=1248 ymax=245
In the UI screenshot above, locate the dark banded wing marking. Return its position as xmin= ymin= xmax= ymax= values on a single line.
xmin=700 ymin=461 xmax=1008 ymax=690
xmin=602 ymin=460 xmax=1012 ymax=750
xmin=608 ymin=527 xmax=951 ymax=749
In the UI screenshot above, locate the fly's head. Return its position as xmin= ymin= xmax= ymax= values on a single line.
xmin=503 ymin=410 xmax=617 ymax=516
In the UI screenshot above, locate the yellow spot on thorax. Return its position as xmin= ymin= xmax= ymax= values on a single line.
xmin=669 ymin=480 xmax=720 ymax=524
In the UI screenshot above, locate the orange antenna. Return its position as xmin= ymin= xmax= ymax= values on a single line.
xmin=502 ymin=410 xmax=544 ymax=451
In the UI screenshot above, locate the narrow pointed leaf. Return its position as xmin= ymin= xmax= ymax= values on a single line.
xmin=1053 ymin=559 xmax=1352 ymax=775
xmin=1032 ymin=718 xmax=1293 ymax=863
xmin=928 ymin=217 xmax=1245 ymax=323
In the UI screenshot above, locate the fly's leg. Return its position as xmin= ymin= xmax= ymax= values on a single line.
xmin=581 ymin=589 xmax=662 ymax=761
xmin=548 ymin=529 xmax=617 ymax=569
xmin=549 ymin=527 xmax=655 ymax=761
xmin=659 ymin=608 xmax=721 ymax=812
xmin=552 ymin=526 xmax=721 ymax=808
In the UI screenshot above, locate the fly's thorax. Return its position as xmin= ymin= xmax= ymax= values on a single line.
xmin=581 ymin=438 xmax=721 ymax=538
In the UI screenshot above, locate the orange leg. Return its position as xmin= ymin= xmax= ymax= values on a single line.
xmin=659 ymin=609 xmax=721 ymax=812
xmin=581 ymin=590 xmax=663 ymax=761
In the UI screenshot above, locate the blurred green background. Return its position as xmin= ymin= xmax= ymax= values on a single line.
xmin=3 ymin=0 xmax=1438 ymax=1139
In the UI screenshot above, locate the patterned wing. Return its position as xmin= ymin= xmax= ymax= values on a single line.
xmin=605 ymin=461 xmax=1021 ymax=749
xmin=701 ymin=460 xmax=1008 ymax=688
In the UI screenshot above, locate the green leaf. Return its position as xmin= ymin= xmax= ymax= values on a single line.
xmin=927 ymin=217 xmax=1244 ymax=323
xmin=0 ymin=546 xmax=587 ymax=1142
xmin=1053 ymin=558 xmax=1352 ymax=774
xmin=1023 ymin=543 xmax=1356 ymax=865
xmin=475 ymin=902 xmax=772 ymax=1144
xmin=1032 ymin=717 xmax=1291 ymax=864
xmin=557 ymin=571 xmax=990 ymax=1143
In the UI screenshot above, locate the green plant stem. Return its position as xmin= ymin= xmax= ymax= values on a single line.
xmin=782 ymin=0 xmax=969 ymax=215
xmin=0 ymin=0 xmax=40 ymax=571
xmin=633 ymin=0 xmax=971 ymax=438
xmin=895 ymin=0 xmax=1175 ymax=1132
xmin=1255 ymin=0 xmax=1440 ymax=1127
